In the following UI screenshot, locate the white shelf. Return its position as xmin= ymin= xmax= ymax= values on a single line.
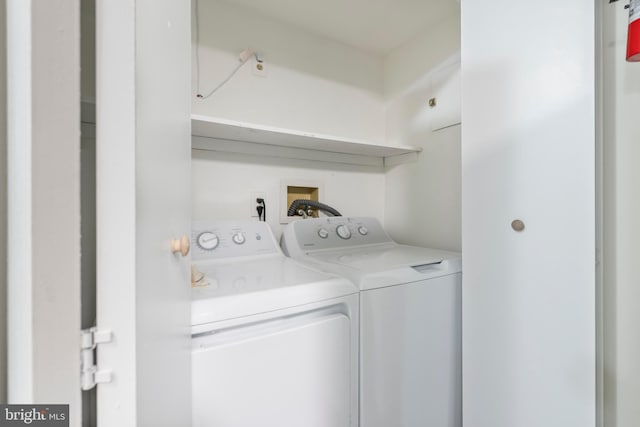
xmin=191 ymin=115 xmax=421 ymax=167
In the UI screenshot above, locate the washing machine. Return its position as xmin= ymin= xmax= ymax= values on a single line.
xmin=281 ymin=216 xmax=462 ymax=427
xmin=191 ymin=220 xmax=359 ymax=427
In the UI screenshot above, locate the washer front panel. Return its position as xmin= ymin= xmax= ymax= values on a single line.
xmin=360 ymin=274 xmax=462 ymax=427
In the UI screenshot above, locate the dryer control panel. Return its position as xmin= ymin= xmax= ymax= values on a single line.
xmin=191 ymin=221 xmax=280 ymax=261
xmin=281 ymin=217 xmax=392 ymax=256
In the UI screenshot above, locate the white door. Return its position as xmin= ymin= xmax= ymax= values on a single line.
xmin=95 ymin=0 xmax=192 ymax=425
xmin=461 ymin=1 xmax=596 ymax=427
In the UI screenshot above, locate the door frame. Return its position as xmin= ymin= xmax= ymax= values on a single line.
xmin=6 ymin=0 xmax=82 ymax=424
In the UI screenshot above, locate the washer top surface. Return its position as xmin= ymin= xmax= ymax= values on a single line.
xmin=308 ymin=243 xmax=458 ymax=273
xmin=281 ymin=217 xmax=462 ymax=290
xmin=191 ymin=220 xmax=356 ymax=327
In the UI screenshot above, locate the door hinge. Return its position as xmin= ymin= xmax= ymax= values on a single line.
xmin=80 ymin=327 xmax=113 ymax=391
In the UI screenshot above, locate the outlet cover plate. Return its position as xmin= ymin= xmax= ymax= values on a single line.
xmin=250 ymin=192 xmax=266 ymax=217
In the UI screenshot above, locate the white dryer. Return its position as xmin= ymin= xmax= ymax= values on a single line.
xmin=191 ymin=220 xmax=359 ymax=427
xmin=281 ymin=217 xmax=462 ymax=427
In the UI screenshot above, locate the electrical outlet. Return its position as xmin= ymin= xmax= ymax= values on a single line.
xmin=252 ymin=57 xmax=268 ymax=77
xmin=250 ymin=192 xmax=266 ymax=217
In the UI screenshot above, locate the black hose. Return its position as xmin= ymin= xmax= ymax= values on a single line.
xmin=287 ymin=199 xmax=342 ymax=217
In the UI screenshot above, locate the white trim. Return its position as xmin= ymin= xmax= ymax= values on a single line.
xmin=0 ymin=0 xmax=7 ymax=404
xmin=7 ymin=0 xmax=81 ymax=422
xmin=594 ymin=2 xmax=604 ymax=426
xmin=7 ymin=0 xmax=34 ymax=402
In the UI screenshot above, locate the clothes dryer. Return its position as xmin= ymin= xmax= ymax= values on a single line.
xmin=281 ymin=217 xmax=462 ymax=427
xmin=191 ymin=220 xmax=359 ymax=427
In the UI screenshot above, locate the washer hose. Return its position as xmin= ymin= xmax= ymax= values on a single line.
xmin=287 ymin=199 xmax=342 ymax=217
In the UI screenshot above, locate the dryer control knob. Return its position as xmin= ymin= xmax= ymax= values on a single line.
xmin=358 ymin=226 xmax=369 ymax=236
xmin=318 ymin=228 xmax=329 ymax=239
xmin=196 ymin=231 xmax=219 ymax=251
xmin=336 ymin=225 xmax=351 ymax=240
xmin=232 ymin=232 xmax=246 ymax=245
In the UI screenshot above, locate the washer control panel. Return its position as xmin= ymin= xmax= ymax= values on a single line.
xmin=192 ymin=221 xmax=279 ymax=261
xmin=285 ymin=217 xmax=392 ymax=253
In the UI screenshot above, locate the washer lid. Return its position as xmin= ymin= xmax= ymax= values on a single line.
xmin=191 ymin=255 xmax=357 ymax=326
xmin=309 ymin=243 xmax=458 ymax=271
xmin=307 ymin=244 xmax=462 ymax=290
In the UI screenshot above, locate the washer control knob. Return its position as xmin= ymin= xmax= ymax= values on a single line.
xmin=196 ymin=232 xmax=219 ymax=251
xmin=318 ymin=228 xmax=329 ymax=239
xmin=232 ymin=232 xmax=246 ymax=245
xmin=358 ymin=226 xmax=369 ymax=236
xmin=336 ymin=225 xmax=351 ymax=240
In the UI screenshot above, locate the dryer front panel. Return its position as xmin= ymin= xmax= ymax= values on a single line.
xmin=192 ymin=305 xmax=356 ymax=427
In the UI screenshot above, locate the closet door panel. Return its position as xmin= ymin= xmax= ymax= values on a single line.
xmin=461 ymin=1 xmax=596 ymax=426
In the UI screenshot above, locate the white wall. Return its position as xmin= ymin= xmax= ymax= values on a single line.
xmin=192 ymin=150 xmax=386 ymax=238
xmin=0 ymin=0 xmax=7 ymax=404
xmin=191 ymin=0 xmax=393 ymax=236
xmin=603 ymin=3 xmax=640 ymax=426
xmin=192 ymin=0 xmax=386 ymax=144
xmin=383 ymin=14 xmax=462 ymax=251
xmin=191 ymin=3 xmax=462 ymax=250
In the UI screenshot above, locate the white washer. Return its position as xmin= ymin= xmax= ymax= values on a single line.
xmin=281 ymin=217 xmax=462 ymax=427
xmin=191 ymin=220 xmax=359 ymax=427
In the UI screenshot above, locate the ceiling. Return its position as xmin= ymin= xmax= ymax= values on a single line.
xmin=218 ymin=0 xmax=460 ymax=56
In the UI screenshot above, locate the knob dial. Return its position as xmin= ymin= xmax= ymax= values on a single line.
xmin=232 ymin=232 xmax=246 ymax=245
xmin=318 ymin=228 xmax=329 ymax=239
xmin=196 ymin=232 xmax=219 ymax=251
xmin=336 ymin=225 xmax=351 ymax=239
xmin=358 ymin=226 xmax=369 ymax=236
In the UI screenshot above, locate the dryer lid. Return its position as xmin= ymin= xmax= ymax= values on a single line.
xmin=191 ymin=256 xmax=357 ymax=326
